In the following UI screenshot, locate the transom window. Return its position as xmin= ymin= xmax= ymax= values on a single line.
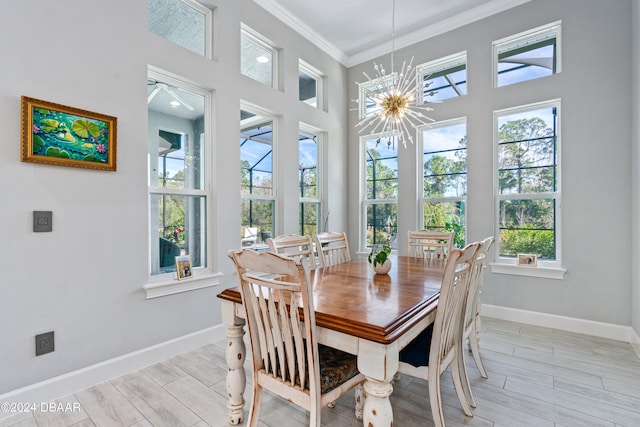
xmin=148 ymin=0 xmax=212 ymax=57
xmin=299 ymin=126 xmax=321 ymax=235
xmin=495 ymin=100 xmax=560 ymax=265
xmin=493 ymin=21 xmax=561 ymax=87
xmin=363 ymin=136 xmax=398 ymax=250
xmin=240 ymin=107 xmax=276 ymax=248
xmin=241 ymin=25 xmax=277 ymax=88
xmin=147 ymin=71 xmax=209 ymax=276
xmin=416 ymin=51 xmax=467 ymax=102
xmin=299 ymin=60 xmax=324 ymax=109
xmin=422 ymin=119 xmax=467 ymax=248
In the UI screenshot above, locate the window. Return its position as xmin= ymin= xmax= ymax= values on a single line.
xmin=299 ymin=60 xmax=324 ymax=109
xmin=422 ymin=119 xmax=467 ymax=248
xmin=493 ymin=21 xmax=561 ymax=87
xmin=241 ymin=25 xmax=277 ymax=88
xmin=240 ymin=107 xmax=276 ymax=247
xmin=416 ymin=51 xmax=467 ymax=102
xmin=357 ymin=73 xmax=394 ymax=119
xmin=495 ymin=100 xmax=560 ymax=266
xmin=299 ymin=126 xmax=321 ymax=235
xmin=363 ymin=136 xmax=398 ymax=250
xmin=148 ymin=71 xmax=209 ymax=276
xmin=148 ymin=0 xmax=212 ymax=57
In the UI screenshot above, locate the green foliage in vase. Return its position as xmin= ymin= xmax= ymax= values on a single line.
xmin=368 ymin=244 xmax=391 ymax=266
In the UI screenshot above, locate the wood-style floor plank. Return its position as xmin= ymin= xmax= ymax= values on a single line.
xmin=2 ymin=317 xmax=639 ymax=426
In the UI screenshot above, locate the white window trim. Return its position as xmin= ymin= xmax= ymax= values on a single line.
xmin=418 ymin=118 xmax=468 ymax=231
xmin=298 ymin=60 xmax=325 ymax=110
xmin=298 ymin=123 xmax=323 ymax=233
xmin=492 ymin=99 xmax=564 ymax=277
xmin=492 ymin=20 xmax=562 ymax=88
xmin=360 ymin=134 xmax=398 ymax=251
xmin=145 ymin=69 xmax=220 ymax=297
xmin=240 ymin=24 xmax=279 ymax=89
xmin=181 ymin=0 xmax=213 ymax=59
xmin=240 ymin=103 xmax=278 ymax=239
xmin=357 ymin=72 xmax=396 ymax=120
xmin=415 ymin=51 xmax=467 ymax=103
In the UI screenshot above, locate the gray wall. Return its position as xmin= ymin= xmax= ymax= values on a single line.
xmin=633 ymin=0 xmax=640 ymax=339
xmin=348 ymin=0 xmax=634 ymax=326
xmin=0 ymin=0 xmax=348 ymax=393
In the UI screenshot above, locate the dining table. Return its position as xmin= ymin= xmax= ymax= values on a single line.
xmin=217 ymin=255 xmax=446 ymax=427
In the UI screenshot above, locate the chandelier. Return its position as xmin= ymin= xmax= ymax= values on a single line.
xmin=354 ymin=0 xmax=436 ymax=149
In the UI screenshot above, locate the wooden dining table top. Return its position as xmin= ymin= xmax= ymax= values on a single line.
xmin=217 ymin=255 xmax=446 ymax=345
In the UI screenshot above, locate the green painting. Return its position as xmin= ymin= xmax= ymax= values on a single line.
xmin=22 ymin=97 xmax=117 ymax=171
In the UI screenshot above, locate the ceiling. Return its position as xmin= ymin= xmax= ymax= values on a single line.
xmin=253 ymin=0 xmax=531 ymax=66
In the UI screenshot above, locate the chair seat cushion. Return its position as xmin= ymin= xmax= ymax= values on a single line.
xmin=399 ymin=325 xmax=434 ymax=367
xmin=318 ymin=344 xmax=359 ymax=393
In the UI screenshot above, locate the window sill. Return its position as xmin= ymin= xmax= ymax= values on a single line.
xmin=143 ymin=271 xmax=223 ymax=299
xmin=489 ymin=263 xmax=566 ymax=280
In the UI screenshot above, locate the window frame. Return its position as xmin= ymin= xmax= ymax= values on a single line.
xmin=419 ymin=117 xmax=468 ymax=247
xmin=148 ymin=0 xmax=213 ymax=58
xmin=145 ymin=69 xmax=220 ymax=297
xmin=415 ymin=51 xmax=468 ymax=103
xmin=240 ymin=24 xmax=279 ymax=89
xmin=298 ymin=60 xmax=325 ymax=110
xmin=298 ymin=124 xmax=323 ymax=236
xmin=493 ymin=21 xmax=562 ymax=88
xmin=492 ymin=99 xmax=565 ymax=278
xmin=360 ymin=133 xmax=399 ymax=251
xmin=240 ymin=103 xmax=278 ymax=248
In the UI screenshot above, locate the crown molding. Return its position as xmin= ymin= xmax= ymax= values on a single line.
xmin=253 ymin=0 xmax=349 ymax=65
xmin=254 ymin=0 xmax=532 ymax=68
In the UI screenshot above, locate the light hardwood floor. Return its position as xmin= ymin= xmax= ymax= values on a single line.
xmin=2 ymin=317 xmax=640 ymax=427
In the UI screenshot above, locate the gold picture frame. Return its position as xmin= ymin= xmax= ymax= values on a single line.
xmin=21 ymin=96 xmax=117 ymax=171
xmin=517 ymin=253 xmax=538 ymax=267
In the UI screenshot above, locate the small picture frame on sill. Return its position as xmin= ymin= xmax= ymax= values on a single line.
xmin=517 ymin=254 xmax=537 ymax=267
xmin=175 ymin=255 xmax=193 ymax=280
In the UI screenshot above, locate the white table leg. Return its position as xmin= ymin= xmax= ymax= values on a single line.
xmin=363 ymin=378 xmax=393 ymax=426
xmin=357 ymin=339 xmax=398 ymax=427
xmin=222 ymin=301 xmax=246 ymax=425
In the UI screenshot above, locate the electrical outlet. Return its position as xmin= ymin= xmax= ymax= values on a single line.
xmin=33 ymin=211 xmax=52 ymax=232
xmin=35 ymin=331 xmax=54 ymax=356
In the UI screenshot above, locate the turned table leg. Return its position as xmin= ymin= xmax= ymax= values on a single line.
xmin=222 ymin=302 xmax=246 ymax=425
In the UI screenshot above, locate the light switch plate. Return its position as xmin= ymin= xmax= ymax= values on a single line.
xmin=33 ymin=211 xmax=52 ymax=232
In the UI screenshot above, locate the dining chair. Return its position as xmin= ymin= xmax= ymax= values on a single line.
xmin=312 ymin=231 xmax=351 ymax=268
xmin=397 ymin=242 xmax=481 ymax=427
xmin=407 ymin=230 xmax=455 ymax=261
xmin=267 ymin=233 xmax=317 ymax=270
xmin=458 ymin=236 xmax=495 ymax=407
xmin=227 ymin=249 xmax=365 ymax=427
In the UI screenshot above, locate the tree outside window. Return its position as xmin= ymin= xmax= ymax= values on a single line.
xmin=496 ymin=102 xmax=559 ymax=262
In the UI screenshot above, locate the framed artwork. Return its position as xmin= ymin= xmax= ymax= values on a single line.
xmin=21 ymin=96 xmax=117 ymax=171
xmin=175 ymin=255 xmax=193 ymax=280
xmin=517 ymin=253 xmax=538 ymax=267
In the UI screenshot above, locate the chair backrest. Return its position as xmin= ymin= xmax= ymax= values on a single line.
xmin=407 ymin=230 xmax=455 ymax=260
xmin=227 ymin=249 xmax=321 ymax=399
xmin=431 ymin=242 xmax=480 ymax=369
xmin=267 ymin=234 xmax=316 ymax=269
xmin=312 ymin=231 xmax=351 ymax=268
xmin=463 ymin=236 xmax=495 ymax=333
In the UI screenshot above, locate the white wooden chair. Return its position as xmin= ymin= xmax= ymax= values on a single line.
xmin=227 ymin=250 xmax=365 ymax=427
xmin=313 ymin=231 xmax=351 ymax=268
xmin=397 ymin=242 xmax=481 ymax=427
xmin=458 ymin=236 xmax=495 ymax=407
xmin=407 ymin=230 xmax=455 ymax=261
xmin=267 ymin=234 xmax=317 ymax=269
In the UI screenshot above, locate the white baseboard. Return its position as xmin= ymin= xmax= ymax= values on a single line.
xmin=0 ymin=324 xmax=227 ymax=416
xmin=482 ymin=304 xmax=634 ymax=343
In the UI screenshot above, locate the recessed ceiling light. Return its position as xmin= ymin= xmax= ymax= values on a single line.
xmin=256 ymin=55 xmax=269 ymax=64
xmin=170 ymin=100 xmax=180 ymax=107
